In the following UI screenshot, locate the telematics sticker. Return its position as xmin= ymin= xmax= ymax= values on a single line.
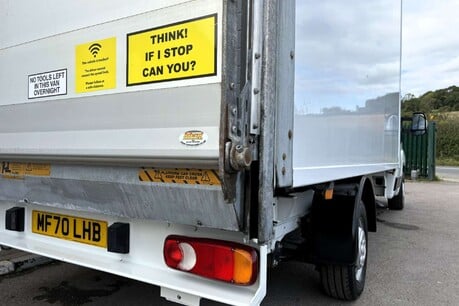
xmin=28 ymin=69 xmax=67 ymax=99
xmin=139 ymin=168 xmax=220 ymax=186
xmin=179 ymin=130 xmax=208 ymax=146
xmin=75 ymin=37 xmax=116 ymax=93
xmin=126 ymin=14 xmax=217 ymax=86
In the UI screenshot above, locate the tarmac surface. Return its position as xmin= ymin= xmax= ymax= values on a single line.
xmin=436 ymin=166 xmax=459 ymax=182
xmin=1 ymin=180 xmax=458 ymax=305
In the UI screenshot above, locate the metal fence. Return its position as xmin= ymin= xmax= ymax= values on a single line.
xmin=401 ymin=122 xmax=436 ymax=180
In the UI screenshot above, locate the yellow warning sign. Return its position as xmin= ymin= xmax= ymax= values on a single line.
xmin=76 ymin=37 xmax=116 ymax=93
xmin=1 ymin=162 xmax=51 ymax=179
xmin=127 ymin=14 xmax=217 ymax=86
xmin=139 ymin=168 xmax=220 ymax=186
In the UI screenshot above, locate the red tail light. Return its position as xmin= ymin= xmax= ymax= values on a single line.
xmin=164 ymin=235 xmax=258 ymax=285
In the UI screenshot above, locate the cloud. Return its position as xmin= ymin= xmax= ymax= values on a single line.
xmin=402 ymin=0 xmax=459 ymax=96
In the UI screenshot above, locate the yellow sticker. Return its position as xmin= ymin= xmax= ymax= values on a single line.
xmin=1 ymin=162 xmax=51 ymax=179
xmin=139 ymin=168 xmax=220 ymax=186
xmin=75 ymin=37 xmax=116 ymax=93
xmin=32 ymin=210 xmax=108 ymax=248
xmin=127 ymin=14 xmax=217 ymax=86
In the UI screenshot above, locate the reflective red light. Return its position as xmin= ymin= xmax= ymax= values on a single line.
xmin=163 ymin=236 xmax=258 ymax=285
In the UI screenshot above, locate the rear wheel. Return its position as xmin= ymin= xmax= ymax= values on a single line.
xmin=388 ymin=180 xmax=404 ymax=210
xmin=319 ymin=201 xmax=368 ymax=300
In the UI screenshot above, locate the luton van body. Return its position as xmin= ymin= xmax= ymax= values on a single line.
xmin=0 ymin=0 xmax=409 ymax=305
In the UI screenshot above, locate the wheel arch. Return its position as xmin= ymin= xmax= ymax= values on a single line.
xmin=308 ymin=175 xmax=376 ymax=265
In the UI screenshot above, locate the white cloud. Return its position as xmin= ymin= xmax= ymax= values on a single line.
xmin=294 ymin=0 xmax=459 ymax=112
xmin=402 ymin=0 xmax=459 ymax=96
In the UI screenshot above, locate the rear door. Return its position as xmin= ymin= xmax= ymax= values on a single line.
xmin=0 ymin=0 xmax=251 ymax=231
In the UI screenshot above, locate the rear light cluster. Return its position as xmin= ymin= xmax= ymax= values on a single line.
xmin=164 ymin=235 xmax=258 ymax=285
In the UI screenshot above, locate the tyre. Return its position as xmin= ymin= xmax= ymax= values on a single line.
xmin=388 ymin=180 xmax=404 ymax=210
xmin=319 ymin=201 xmax=368 ymax=300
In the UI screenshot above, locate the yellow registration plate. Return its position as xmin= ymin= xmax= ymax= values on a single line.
xmin=32 ymin=210 xmax=108 ymax=248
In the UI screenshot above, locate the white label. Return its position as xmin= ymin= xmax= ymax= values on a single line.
xmin=179 ymin=130 xmax=208 ymax=146
xmin=28 ymin=69 xmax=67 ymax=99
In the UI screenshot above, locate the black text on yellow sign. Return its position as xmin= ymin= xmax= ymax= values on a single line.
xmin=75 ymin=37 xmax=116 ymax=93
xmin=32 ymin=210 xmax=108 ymax=248
xmin=127 ymin=14 xmax=217 ymax=86
xmin=139 ymin=168 xmax=221 ymax=186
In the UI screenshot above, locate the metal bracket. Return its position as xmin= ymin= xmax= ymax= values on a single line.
xmin=226 ymin=81 xmax=257 ymax=172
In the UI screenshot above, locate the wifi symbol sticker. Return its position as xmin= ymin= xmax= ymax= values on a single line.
xmin=76 ymin=37 xmax=116 ymax=93
xmin=89 ymin=43 xmax=102 ymax=57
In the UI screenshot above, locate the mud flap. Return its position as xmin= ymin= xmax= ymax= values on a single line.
xmin=309 ymin=193 xmax=357 ymax=265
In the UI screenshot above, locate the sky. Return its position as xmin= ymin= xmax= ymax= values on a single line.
xmin=294 ymin=0 xmax=459 ymax=113
xmin=402 ymin=0 xmax=459 ymax=97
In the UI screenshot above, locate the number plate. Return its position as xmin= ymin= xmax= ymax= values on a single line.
xmin=32 ymin=210 xmax=108 ymax=248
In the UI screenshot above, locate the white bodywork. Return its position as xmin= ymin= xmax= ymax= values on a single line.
xmin=292 ymin=0 xmax=401 ymax=187
xmin=0 ymin=204 xmax=267 ymax=306
xmin=0 ymin=1 xmax=403 ymax=305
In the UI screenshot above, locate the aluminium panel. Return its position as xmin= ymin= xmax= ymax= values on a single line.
xmin=0 ymin=0 xmax=194 ymax=49
xmin=0 ymin=0 xmax=223 ymax=164
xmin=292 ymin=0 xmax=401 ymax=187
xmin=0 ymin=164 xmax=240 ymax=230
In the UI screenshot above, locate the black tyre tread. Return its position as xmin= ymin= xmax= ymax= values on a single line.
xmin=320 ymin=265 xmax=355 ymax=301
xmin=319 ymin=201 xmax=367 ymax=301
xmin=388 ymin=182 xmax=404 ymax=210
xmin=327 ymin=265 xmax=337 ymax=297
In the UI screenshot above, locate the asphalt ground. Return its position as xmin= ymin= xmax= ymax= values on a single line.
xmin=436 ymin=166 xmax=459 ymax=182
xmin=1 ymin=180 xmax=458 ymax=305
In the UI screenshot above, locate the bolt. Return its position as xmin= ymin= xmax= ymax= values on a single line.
xmin=282 ymin=153 xmax=287 ymax=160
xmin=252 ymin=124 xmax=258 ymax=129
xmin=197 ymin=220 xmax=203 ymax=226
xmin=229 ymin=82 xmax=235 ymax=90
xmin=253 ymin=88 xmax=260 ymax=95
xmin=232 ymin=107 xmax=237 ymax=116
xmin=235 ymin=144 xmax=244 ymax=153
xmin=177 ymin=295 xmax=182 ymax=300
xmin=290 ymin=50 xmax=295 ymax=59
xmin=288 ymin=130 xmax=293 ymax=139
xmin=282 ymin=167 xmax=286 ymax=175
xmin=231 ymin=126 xmax=237 ymax=133
xmin=23 ymin=198 xmax=29 ymax=203
xmin=254 ymin=52 xmax=261 ymax=59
